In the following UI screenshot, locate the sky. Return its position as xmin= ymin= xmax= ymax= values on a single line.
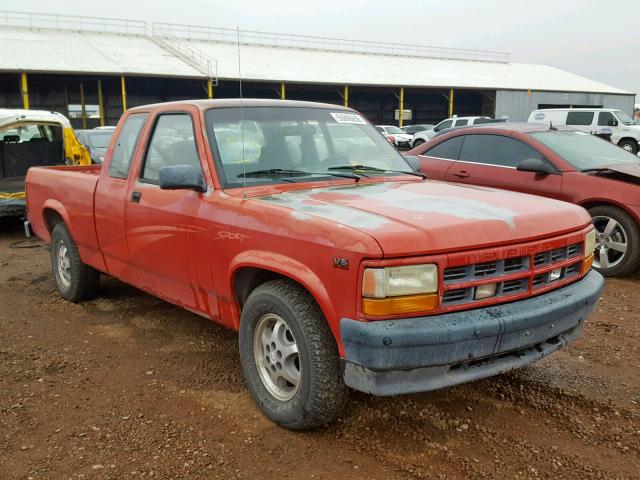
xmin=3 ymin=0 xmax=639 ymax=99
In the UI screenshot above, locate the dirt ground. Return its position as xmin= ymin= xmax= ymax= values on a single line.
xmin=0 ymin=218 xmax=638 ymax=480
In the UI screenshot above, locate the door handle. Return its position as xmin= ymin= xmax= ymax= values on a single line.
xmin=453 ymin=170 xmax=470 ymax=178
xmin=131 ymin=191 xmax=142 ymax=203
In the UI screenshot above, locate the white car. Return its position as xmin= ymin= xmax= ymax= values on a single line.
xmin=528 ymin=108 xmax=640 ymax=154
xmin=410 ymin=116 xmax=493 ymax=148
xmin=375 ymin=125 xmax=413 ymax=149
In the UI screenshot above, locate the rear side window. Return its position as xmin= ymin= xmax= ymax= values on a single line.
xmin=423 ymin=136 xmax=464 ymax=160
xmin=566 ymin=111 xmax=594 ymax=126
xmin=141 ymin=114 xmax=201 ymax=182
xmin=108 ymin=113 xmax=148 ymax=179
xmin=459 ymin=134 xmax=543 ymax=167
xmin=434 ymin=120 xmax=453 ymax=132
xmin=597 ymin=111 xmax=617 ymax=126
xmin=455 ymin=119 xmax=468 ymax=127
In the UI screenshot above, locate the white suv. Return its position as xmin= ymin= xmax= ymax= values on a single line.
xmin=528 ymin=108 xmax=640 ymax=154
xmin=410 ymin=116 xmax=492 ymax=148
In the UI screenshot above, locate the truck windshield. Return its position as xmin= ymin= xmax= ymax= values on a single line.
xmin=613 ymin=110 xmax=635 ymax=126
xmin=530 ymin=131 xmax=639 ymax=170
xmin=205 ymin=107 xmax=412 ymax=187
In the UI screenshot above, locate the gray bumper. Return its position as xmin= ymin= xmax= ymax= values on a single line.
xmin=0 ymin=198 xmax=26 ymax=218
xmin=341 ymin=270 xmax=604 ymax=395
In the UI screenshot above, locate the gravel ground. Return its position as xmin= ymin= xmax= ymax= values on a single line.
xmin=0 ymin=218 xmax=638 ymax=480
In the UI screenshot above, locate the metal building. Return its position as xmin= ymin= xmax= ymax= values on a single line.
xmin=0 ymin=11 xmax=634 ymax=128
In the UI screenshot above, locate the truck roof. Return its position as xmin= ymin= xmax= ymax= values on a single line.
xmin=435 ymin=122 xmax=577 ymax=138
xmin=128 ymin=98 xmax=353 ymax=112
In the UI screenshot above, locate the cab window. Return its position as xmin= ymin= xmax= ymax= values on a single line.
xmin=597 ymin=112 xmax=617 ymax=127
xmin=459 ymin=134 xmax=543 ymax=167
xmin=108 ymin=113 xmax=148 ymax=179
xmin=141 ymin=114 xmax=201 ymax=183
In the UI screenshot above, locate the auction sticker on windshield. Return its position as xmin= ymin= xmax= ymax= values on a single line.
xmin=330 ymin=112 xmax=367 ymax=125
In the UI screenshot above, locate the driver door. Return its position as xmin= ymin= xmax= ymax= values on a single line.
xmin=446 ymin=134 xmax=563 ymax=199
xmin=124 ymin=110 xmax=216 ymax=315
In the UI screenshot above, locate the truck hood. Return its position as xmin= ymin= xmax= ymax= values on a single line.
xmin=255 ymin=180 xmax=591 ymax=256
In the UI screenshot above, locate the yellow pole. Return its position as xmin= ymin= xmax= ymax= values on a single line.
xmin=121 ymin=75 xmax=127 ymax=112
xmin=20 ymin=73 xmax=29 ymax=110
xmin=344 ymin=85 xmax=349 ymax=108
xmin=97 ymin=79 xmax=105 ymax=127
xmin=280 ymin=81 xmax=285 ymax=100
xmin=399 ymin=87 xmax=405 ymax=127
xmin=448 ymin=88 xmax=455 ymax=117
xmin=80 ymin=82 xmax=87 ymax=129
xmin=207 ymin=79 xmax=213 ymax=99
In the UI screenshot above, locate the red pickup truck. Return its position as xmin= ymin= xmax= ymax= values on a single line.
xmin=26 ymin=99 xmax=603 ymax=429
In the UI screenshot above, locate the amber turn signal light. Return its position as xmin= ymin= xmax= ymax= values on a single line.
xmin=581 ymin=254 xmax=594 ymax=274
xmin=362 ymin=293 xmax=438 ymax=316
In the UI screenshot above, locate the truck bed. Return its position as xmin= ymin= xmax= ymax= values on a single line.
xmin=26 ymin=164 xmax=105 ymax=271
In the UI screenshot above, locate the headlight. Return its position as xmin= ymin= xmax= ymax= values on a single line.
xmin=363 ymin=264 xmax=438 ymax=298
xmin=585 ymin=229 xmax=596 ymax=256
xmin=362 ymin=264 xmax=439 ymax=316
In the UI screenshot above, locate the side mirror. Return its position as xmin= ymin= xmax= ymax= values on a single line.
xmin=159 ymin=164 xmax=206 ymax=192
xmin=516 ymin=158 xmax=554 ymax=175
xmin=608 ymin=118 xmax=619 ymax=127
xmin=403 ymin=155 xmax=421 ymax=172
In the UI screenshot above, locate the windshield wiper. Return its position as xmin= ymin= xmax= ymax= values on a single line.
xmin=580 ymin=167 xmax=615 ymax=174
xmin=239 ymin=168 xmax=362 ymax=181
xmin=329 ymin=164 xmax=427 ymax=180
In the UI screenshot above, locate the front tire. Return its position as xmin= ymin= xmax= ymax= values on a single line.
xmin=618 ymin=139 xmax=638 ymax=155
xmin=51 ymin=223 xmax=100 ymax=302
xmin=589 ymin=205 xmax=640 ymax=277
xmin=412 ymin=138 xmax=425 ymax=148
xmin=239 ymin=279 xmax=347 ymax=429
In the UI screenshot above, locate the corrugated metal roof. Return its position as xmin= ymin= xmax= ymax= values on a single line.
xmin=0 ymin=12 xmax=632 ymax=95
xmin=193 ymin=40 xmax=630 ymax=94
xmin=0 ymin=27 xmax=204 ymax=78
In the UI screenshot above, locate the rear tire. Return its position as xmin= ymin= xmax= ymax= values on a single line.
xmin=588 ymin=205 xmax=640 ymax=277
xmin=618 ymin=139 xmax=638 ymax=155
xmin=239 ymin=279 xmax=347 ymax=429
xmin=51 ymin=223 xmax=100 ymax=302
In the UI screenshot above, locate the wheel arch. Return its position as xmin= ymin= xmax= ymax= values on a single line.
xmin=578 ymin=199 xmax=640 ymax=225
xmin=36 ymin=200 xmax=71 ymax=242
xmin=617 ymin=136 xmax=639 ymax=146
xmin=228 ymin=251 xmax=338 ymax=341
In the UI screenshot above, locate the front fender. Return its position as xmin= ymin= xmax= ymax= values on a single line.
xmin=227 ymin=250 xmax=337 ymax=336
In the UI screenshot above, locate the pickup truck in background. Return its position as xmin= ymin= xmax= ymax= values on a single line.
xmin=26 ymin=99 xmax=604 ymax=429
xmin=0 ymin=109 xmax=91 ymax=218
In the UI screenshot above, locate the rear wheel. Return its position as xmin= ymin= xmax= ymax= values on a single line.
xmin=239 ymin=279 xmax=347 ymax=429
xmin=589 ymin=205 xmax=640 ymax=277
xmin=618 ymin=139 xmax=638 ymax=155
xmin=51 ymin=223 xmax=100 ymax=302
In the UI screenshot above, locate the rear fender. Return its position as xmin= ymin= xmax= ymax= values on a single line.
xmin=38 ymin=199 xmax=71 ymax=242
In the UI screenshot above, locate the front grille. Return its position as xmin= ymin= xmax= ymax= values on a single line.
xmin=443 ymin=256 xmax=529 ymax=284
xmin=442 ymin=242 xmax=584 ymax=307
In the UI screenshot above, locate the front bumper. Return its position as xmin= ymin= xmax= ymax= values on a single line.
xmin=0 ymin=197 xmax=26 ymax=218
xmin=341 ymin=270 xmax=604 ymax=395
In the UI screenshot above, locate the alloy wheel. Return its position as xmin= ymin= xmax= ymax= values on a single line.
xmin=253 ymin=313 xmax=301 ymax=401
xmin=592 ymin=215 xmax=628 ymax=270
